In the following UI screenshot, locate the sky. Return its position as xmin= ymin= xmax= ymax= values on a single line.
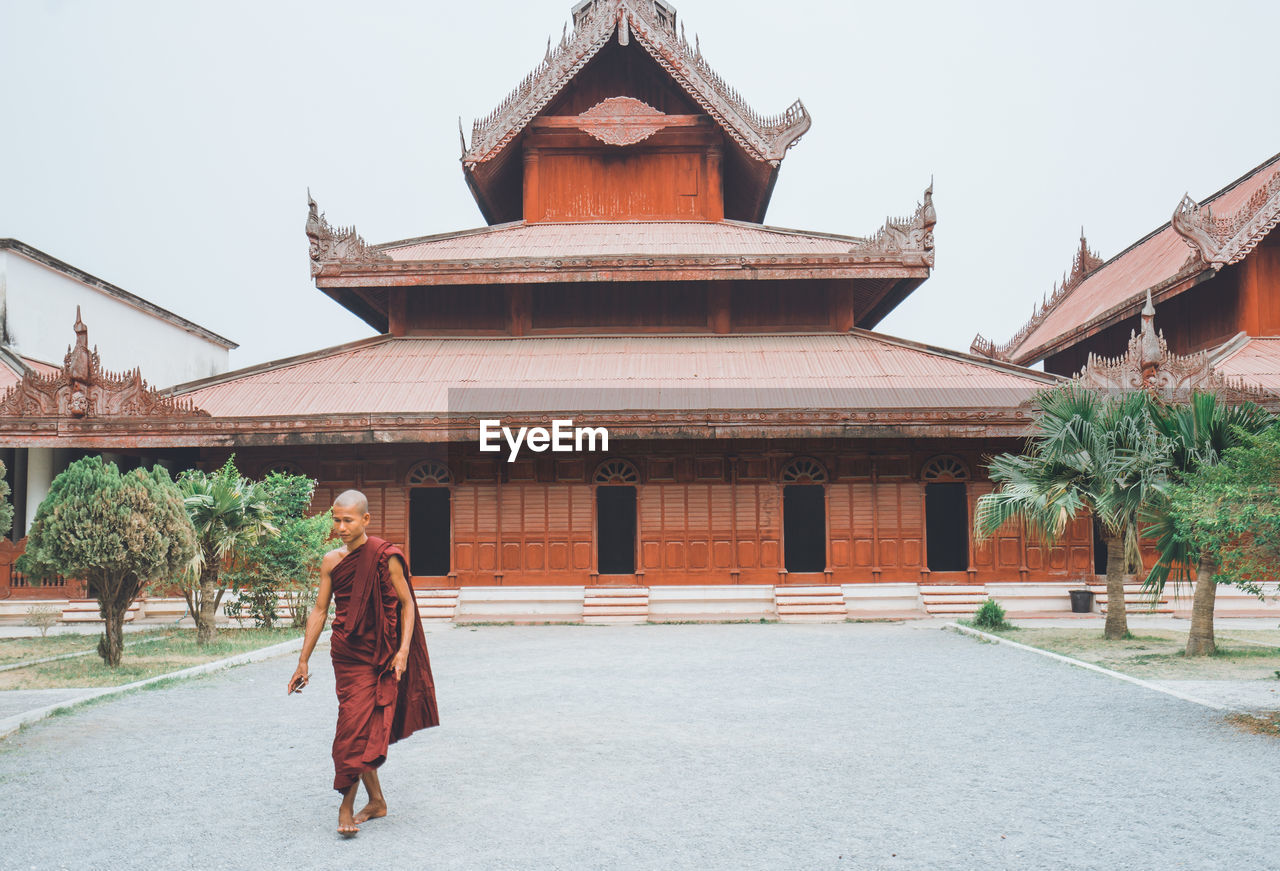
xmin=2 ymin=0 xmax=1278 ymax=375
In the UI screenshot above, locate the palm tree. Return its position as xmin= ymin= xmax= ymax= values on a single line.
xmin=1142 ymin=392 xmax=1272 ymax=656
xmin=178 ymin=457 xmax=276 ymax=645
xmin=975 ymin=384 xmax=1172 ymax=640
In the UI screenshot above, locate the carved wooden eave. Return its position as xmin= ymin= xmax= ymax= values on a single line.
xmin=461 ymin=0 xmax=810 ymax=170
xmin=1171 ymin=168 xmax=1280 ymax=270
xmin=1073 ymin=291 xmax=1274 ymax=404
xmin=861 ymin=185 xmax=936 ymax=269
xmin=305 ymin=193 xmax=391 ymax=279
xmin=0 ymin=406 xmax=1050 ymax=449
xmin=971 ymin=233 xmax=1104 ymax=361
xmin=0 ymin=308 xmax=209 ymax=420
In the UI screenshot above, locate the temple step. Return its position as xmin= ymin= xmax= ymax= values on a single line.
xmin=920 ymin=585 xmax=989 ymax=615
xmin=61 ymin=598 xmax=140 ymax=623
xmin=775 ymin=585 xmax=846 ymax=622
xmin=583 ymin=586 xmax=648 ymax=624
xmin=415 ymin=588 xmax=460 ymax=624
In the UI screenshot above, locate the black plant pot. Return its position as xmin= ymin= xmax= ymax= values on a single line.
xmin=1069 ymin=589 xmax=1095 ymax=613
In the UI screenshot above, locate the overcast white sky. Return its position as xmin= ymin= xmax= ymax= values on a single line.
xmin=2 ymin=0 xmax=1278 ymax=374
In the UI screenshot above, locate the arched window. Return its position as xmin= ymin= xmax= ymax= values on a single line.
xmin=923 ymin=455 xmax=969 ymax=572
xmin=594 ymin=458 xmax=640 ymax=484
xmin=407 ymin=459 xmax=453 ymax=486
xmin=407 ymin=460 xmax=452 ymax=578
xmin=594 ymin=459 xmax=639 ymax=574
xmin=780 ymin=456 xmax=828 ymax=484
xmin=921 ymin=455 xmax=969 ymax=482
xmin=781 ymin=457 xmax=826 ymax=572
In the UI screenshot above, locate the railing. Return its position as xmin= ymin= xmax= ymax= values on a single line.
xmin=0 ymin=538 xmax=86 ymax=599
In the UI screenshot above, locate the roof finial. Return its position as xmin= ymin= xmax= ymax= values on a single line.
xmin=458 ymin=116 xmax=468 ymax=155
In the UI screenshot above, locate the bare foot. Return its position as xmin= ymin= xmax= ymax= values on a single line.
xmin=338 ymin=806 xmax=360 ymax=838
xmin=354 ymin=799 xmax=387 ymax=823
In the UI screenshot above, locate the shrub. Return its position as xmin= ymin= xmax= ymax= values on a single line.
xmin=24 ymin=604 xmax=60 ymax=637
xmin=972 ymin=598 xmax=1012 ymax=631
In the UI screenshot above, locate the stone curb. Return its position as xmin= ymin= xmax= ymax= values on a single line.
xmin=943 ymin=621 xmax=1241 ymax=713
xmin=0 ymin=630 xmax=330 ymax=740
xmin=0 ymin=633 xmax=183 ymax=673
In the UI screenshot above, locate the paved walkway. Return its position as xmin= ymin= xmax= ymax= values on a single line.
xmin=1 ymin=621 xmax=1277 ymax=870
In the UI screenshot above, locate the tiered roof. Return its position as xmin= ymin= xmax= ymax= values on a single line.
xmin=972 ymin=152 xmax=1280 ymax=365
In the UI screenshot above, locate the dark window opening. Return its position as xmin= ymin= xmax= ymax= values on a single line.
xmin=783 ymin=484 xmax=826 ymax=572
xmin=925 ymin=482 xmax=968 ymax=572
xmin=1092 ymin=516 xmax=1107 ymax=575
xmin=409 ymin=487 xmax=451 ymax=577
xmin=596 ymin=486 xmax=636 ymax=574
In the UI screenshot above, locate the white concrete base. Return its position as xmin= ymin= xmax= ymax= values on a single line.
xmin=454 ymin=586 xmax=586 ymax=624
xmin=648 ymin=585 xmax=776 ymax=622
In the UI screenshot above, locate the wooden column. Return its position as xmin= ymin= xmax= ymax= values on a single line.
xmin=708 ymin=281 xmax=731 ymax=334
xmin=387 ymin=288 xmax=408 ymax=337
xmin=507 ymin=287 xmax=531 ymax=336
xmin=829 ymin=282 xmax=855 ymax=332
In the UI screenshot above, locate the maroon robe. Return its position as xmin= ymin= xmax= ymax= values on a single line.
xmin=329 ymin=535 xmax=439 ymax=793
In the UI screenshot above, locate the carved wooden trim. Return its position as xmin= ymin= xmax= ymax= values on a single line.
xmin=463 ymin=0 xmax=810 ymax=168
xmin=305 ymin=193 xmax=391 ymax=278
xmin=1172 ymin=169 xmax=1280 ymax=269
xmin=971 ymin=233 xmax=1104 ymax=361
xmin=0 ymin=308 xmax=209 ymax=419
xmin=1075 ymin=291 xmax=1273 ymax=401
xmin=575 ymin=96 xmax=669 ymax=146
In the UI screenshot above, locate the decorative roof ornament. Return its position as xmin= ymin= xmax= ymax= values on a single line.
xmin=575 ymin=96 xmax=670 ymax=146
xmin=305 ymin=192 xmax=391 ymax=278
xmin=970 ymin=232 xmax=1105 ymax=361
xmin=464 ymin=0 xmax=810 ymax=168
xmin=1171 ymin=169 xmax=1280 ymax=269
xmin=0 ymin=308 xmax=209 ymax=418
xmin=1073 ymin=290 xmax=1271 ymax=402
xmin=863 ymin=183 xmax=936 ymax=266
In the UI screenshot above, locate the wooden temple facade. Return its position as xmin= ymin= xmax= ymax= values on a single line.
xmin=3 ymin=0 xmax=1280 ymax=617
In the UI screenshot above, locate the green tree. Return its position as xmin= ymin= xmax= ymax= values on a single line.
xmin=178 ymin=457 xmax=276 ymax=645
xmin=1149 ymin=417 xmax=1280 ymax=655
xmin=223 ymin=471 xmax=332 ymax=629
xmin=16 ymin=456 xmax=196 ymax=666
xmin=974 ymin=384 xmax=1172 ymax=640
xmin=0 ymin=459 xmax=14 ymax=537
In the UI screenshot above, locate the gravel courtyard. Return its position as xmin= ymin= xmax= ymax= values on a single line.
xmin=2 ymin=620 xmax=1276 ymax=871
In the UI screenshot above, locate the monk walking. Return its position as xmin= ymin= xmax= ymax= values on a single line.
xmin=288 ymin=489 xmax=440 ymax=836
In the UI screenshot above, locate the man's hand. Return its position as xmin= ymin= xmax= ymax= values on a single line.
xmin=288 ymin=661 xmax=309 ymax=694
xmin=391 ymin=650 xmax=409 ymax=682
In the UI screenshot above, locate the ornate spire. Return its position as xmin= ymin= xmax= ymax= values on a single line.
xmin=0 ymin=311 xmax=209 ymax=418
xmin=464 ymin=0 xmax=810 ymax=168
xmin=1074 ymin=294 xmax=1270 ymax=402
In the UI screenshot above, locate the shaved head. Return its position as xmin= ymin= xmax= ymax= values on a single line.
xmin=333 ymin=489 xmax=369 ymax=516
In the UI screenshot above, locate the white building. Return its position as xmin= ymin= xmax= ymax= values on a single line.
xmin=0 ymin=238 xmax=237 ymax=537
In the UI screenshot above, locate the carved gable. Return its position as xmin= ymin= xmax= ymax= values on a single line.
xmin=0 ymin=308 xmax=209 ymax=419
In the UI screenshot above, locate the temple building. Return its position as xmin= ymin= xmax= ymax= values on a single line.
xmin=2 ymin=0 xmax=1279 ymax=621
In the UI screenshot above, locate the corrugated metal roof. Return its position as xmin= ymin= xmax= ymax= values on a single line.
xmin=380 ymin=220 xmax=865 ymax=261
xmin=1213 ymin=337 xmax=1280 ymax=391
xmin=1006 ymin=153 xmax=1280 ymax=361
xmin=176 ymin=332 xmax=1058 ymax=418
xmin=0 ymin=352 xmax=61 ymax=390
